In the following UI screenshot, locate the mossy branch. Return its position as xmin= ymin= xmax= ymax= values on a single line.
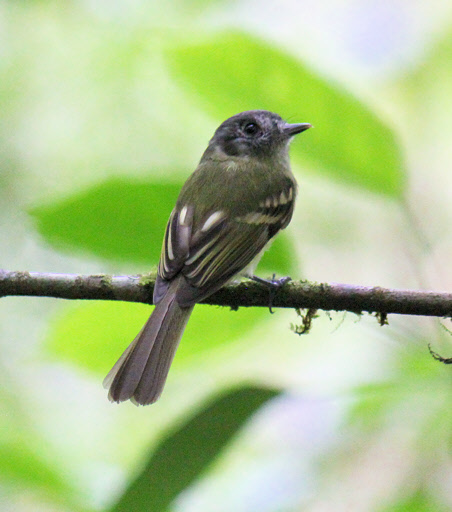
xmin=1 ymin=270 xmax=452 ymax=318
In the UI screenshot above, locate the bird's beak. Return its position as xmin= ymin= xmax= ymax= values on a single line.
xmin=284 ymin=123 xmax=312 ymax=136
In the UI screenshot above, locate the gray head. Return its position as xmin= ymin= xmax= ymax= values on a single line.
xmin=208 ymin=110 xmax=311 ymax=158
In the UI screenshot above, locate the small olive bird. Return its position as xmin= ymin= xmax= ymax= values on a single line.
xmin=104 ymin=110 xmax=311 ymax=405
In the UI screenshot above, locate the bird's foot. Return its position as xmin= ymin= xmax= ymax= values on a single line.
xmin=249 ymin=274 xmax=291 ymax=313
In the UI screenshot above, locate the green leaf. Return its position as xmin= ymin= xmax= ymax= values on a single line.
xmin=44 ymin=300 xmax=267 ymax=374
xmin=166 ymin=32 xmax=405 ymax=197
xmin=29 ymin=177 xmax=182 ymax=265
xmin=109 ymin=386 xmax=280 ymax=512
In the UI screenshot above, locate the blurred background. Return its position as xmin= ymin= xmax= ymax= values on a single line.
xmin=1 ymin=1 xmax=452 ymax=511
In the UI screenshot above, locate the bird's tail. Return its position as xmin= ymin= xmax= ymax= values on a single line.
xmin=103 ymin=279 xmax=193 ymax=405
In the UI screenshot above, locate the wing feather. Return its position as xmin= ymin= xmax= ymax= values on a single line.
xmin=155 ymin=183 xmax=295 ymax=307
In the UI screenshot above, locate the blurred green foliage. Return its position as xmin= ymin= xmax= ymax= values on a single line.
xmin=0 ymin=389 xmax=77 ymax=510
xmin=110 ymin=386 xmax=279 ymax=512
xmin=30 ymin=179 xmax=182 ymax=265
xmin=1 ymin=3 xmax=452 ymax=512
xmin=44 ymin=300 xmax=268 ymax=375
xmin=0 ymin=440 xmax=73 ymax=504
xmin=381 ymin=490 xmax=449 ymax=512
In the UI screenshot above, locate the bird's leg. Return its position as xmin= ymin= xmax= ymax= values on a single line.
xmin=249 ymin=274 xmax=291 ymax=313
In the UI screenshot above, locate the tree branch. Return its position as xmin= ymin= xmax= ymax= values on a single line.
xmin=1 ymin=269 xmax=452 ymax=318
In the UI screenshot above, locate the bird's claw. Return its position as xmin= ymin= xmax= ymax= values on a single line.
xmin=250 ymin=274 xmax=292 ymax=313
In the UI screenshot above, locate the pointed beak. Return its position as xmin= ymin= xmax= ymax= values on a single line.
xmin=284 ymin=122 xmax=312 ymax=136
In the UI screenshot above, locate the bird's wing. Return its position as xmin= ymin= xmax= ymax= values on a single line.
xmin=155 ymin=185 xmax=295 ymax=306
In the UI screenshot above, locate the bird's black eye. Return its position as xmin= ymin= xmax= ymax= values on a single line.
xmin=243 ymin=122 xmax=259 ymax=136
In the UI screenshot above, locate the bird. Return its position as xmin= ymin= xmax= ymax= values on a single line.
xmin=103 ymin=110 xmax=311 ymax=405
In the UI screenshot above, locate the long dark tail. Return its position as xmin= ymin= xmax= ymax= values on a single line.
xmin=103 ymin=281 xmax=193 ymax=406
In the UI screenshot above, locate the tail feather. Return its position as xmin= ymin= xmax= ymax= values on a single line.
xmin=104 ymin=280 xmax=193 ymax=405
xmin=133 ymin=301 xmax=192 ymax=405
xmin=102 ymin=327 xmax=143 ymax=390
